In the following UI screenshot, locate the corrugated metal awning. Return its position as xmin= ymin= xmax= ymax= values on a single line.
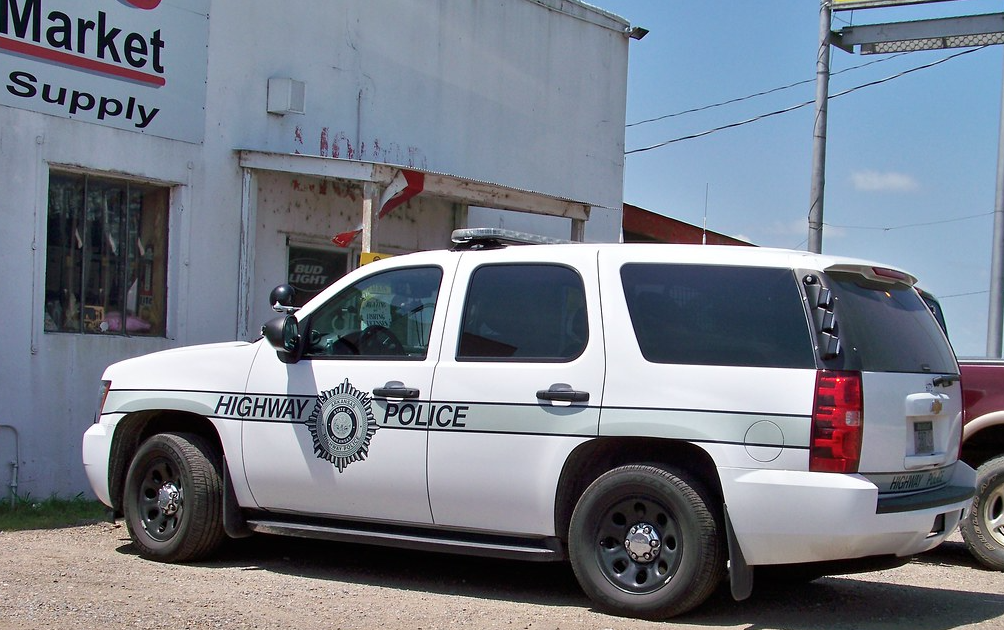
xmin=238 ymin=150 xmax=591 ymax=221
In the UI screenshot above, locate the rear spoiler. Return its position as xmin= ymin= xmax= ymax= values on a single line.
xmin=824 ymin=263 xmax=917 ymax=287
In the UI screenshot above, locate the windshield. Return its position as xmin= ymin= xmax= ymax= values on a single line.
xmin=828 ymin=273 xmax=957 ymax=374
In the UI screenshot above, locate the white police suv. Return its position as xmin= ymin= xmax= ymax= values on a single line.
xmin=83 ymin=229 xmax=976 ymax=619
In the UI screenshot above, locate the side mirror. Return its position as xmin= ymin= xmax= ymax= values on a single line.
xmin=262 ymin=314 xmax=303 ymax=363
xmin=269 ymin=284 xmax=298 ymax=314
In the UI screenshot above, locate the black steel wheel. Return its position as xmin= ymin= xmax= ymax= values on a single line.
xmin=961 ymin=455 xmax=1004 ymax=571
xmin=568 ymin=465 xmax=725 ymax=619
xmin=123 ymin=432 xmax=224 ymax=563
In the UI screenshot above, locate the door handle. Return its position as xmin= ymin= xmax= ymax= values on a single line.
xmin=372 ymin=381 xmax=420 ymax=399
xmin=536 ymin=383 xmax=589 ymax=403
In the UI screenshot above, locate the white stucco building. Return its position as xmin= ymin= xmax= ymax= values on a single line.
xmin=0 ymin=0 xmax=631 ymax=499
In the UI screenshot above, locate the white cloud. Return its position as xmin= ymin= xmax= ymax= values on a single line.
xmin=850 ymin=170 xmax=919 ymax=193
xmin=754 ymin=219 xmax=846 ymax=248
xmin=763 ymin=219 xmax=808 ymax=237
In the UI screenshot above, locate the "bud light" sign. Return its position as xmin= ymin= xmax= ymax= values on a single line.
xmin=287 ymin=246 xmax=348 ymax=306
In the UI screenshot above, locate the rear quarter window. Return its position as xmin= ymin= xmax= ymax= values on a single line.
xmin=621 ymin=264 xmax=815 ymax=368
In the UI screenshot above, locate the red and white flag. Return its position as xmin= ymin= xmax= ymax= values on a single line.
xmin=332 ymin=169 xmax=425 ymax=247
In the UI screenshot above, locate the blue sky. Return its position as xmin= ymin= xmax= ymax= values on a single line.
xmin=595 ymin=0 xmax=1004 ymax=357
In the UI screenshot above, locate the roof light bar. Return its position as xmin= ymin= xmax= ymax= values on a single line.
xmin=451 ymin=228 xmax=574 ymax=247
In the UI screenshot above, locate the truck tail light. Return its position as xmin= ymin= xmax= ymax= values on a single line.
xmin=811 ymin=370 xmax=863 ymax=473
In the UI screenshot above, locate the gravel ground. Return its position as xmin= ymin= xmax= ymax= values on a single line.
xmin=1 ymin=523 xmax=1003 ymax=630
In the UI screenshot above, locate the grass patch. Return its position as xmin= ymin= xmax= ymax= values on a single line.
xmin=0 ymin=493 xmax=108 ymax=531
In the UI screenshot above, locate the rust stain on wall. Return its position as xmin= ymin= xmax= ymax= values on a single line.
xmin=288 ymin=128 xmax=429 ymax=170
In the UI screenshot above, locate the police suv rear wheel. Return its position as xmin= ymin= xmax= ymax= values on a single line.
xmin=961 ymin=455 xmax=1004 ymax=570
xmin=123 ymin=432 xmax=225 ymax=563
xmin=568 ymin=465 xmax=725 ymax=619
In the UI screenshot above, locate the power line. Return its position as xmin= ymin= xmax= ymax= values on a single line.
xmin=625 ymin=46 xmax=987 ymax=155
xmin=823 ymin=211 xmax=992 ymax=232
xmin=626 ymin=51 xmax=909 ymax=128
xmin=939 ymin=290 xmax=988 ymax=298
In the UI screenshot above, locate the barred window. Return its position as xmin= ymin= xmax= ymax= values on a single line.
xmin=45 ymin=171 xmax=169 ymax=336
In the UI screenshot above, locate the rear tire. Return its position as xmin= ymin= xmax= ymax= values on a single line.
xmin=123 ymin=432 xmax=225 ymax=562
xmin=961 ymin=455 xmax=1004 ymax=571
xmin=568 ymin=465 xmax=726 ymax=619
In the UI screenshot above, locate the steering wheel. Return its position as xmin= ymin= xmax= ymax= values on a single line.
xmin=357 ymin=325 xmax=405 ymax=356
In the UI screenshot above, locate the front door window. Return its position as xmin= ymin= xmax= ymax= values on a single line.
xmin=303 ymin=266 xmax=442 ymax=359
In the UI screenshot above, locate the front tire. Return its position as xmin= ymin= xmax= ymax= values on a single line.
xmin=568 ymin=465 xmax=726 ymax=619
xmin=961 ymin=455 xmax=1004 ymax=571
xmin=123 ymin=432 xmax=225 ymax=562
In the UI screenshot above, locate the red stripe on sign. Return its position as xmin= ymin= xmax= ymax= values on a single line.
xmin=0 ymin=36 xmax=166 ymax=87
xmin=123 ymin=0 xmax=163 ymax=9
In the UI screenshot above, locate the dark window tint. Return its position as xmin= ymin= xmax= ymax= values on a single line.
xmin=458 ymin=265 xmax=587 ymax=361
xmin=621 ymin=264 xmax=814 ymax=368
xmin=828 ymin=275 xmax=956 ymax=374
xmin=304 ymin=266 xmax=442 ymax=359
xmin=917 ymin=289 xmax=949 ymax=338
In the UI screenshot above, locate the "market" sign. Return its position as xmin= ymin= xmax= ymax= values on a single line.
xmin=0 ymin=0 xmax=209 ymax=143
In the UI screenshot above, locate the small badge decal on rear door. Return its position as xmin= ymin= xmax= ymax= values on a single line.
xmin=308 ymin=379 xmax=378 ymax=472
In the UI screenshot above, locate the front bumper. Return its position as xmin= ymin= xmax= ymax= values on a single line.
xmin=81 ymin=417 xmax=118 ymax=509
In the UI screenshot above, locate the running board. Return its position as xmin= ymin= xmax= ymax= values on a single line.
xmin=245 ymin=517 xmax=566 ymax=562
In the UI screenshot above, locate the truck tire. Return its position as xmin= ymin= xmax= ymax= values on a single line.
xmin=568 ymin=465 xmax=726 ymax=619
xmin=960 ymin=455 xmax=1004 ymax=571
xmin=123 ymin=432 xmax=225 ymax=563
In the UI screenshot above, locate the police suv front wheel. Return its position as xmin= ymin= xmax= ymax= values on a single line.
xmin=568 ymin=465 xmax=726 ymax=619
xmin=123 ymin=432 xmax=225 ymax=563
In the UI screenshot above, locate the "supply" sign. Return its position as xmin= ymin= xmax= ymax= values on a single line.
xmin=1 ymin=0 xmax=209 ymax=143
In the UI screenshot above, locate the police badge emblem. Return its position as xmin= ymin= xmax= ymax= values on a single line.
xmin=307 ymin=379 xmax=378 ymax=472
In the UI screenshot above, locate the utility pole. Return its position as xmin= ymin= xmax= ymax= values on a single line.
xmin=808 ymin=0 xmax=832 ymax=254
xmin=987 ymin=48 xmax=1004 ymax=357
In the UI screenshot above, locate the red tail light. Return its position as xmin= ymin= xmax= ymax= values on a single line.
xmin=811 ymin=370 xmax=863 ymax=473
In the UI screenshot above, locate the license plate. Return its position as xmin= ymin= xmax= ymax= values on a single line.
xmin=914 ymin=421 xmax=934 ymax=455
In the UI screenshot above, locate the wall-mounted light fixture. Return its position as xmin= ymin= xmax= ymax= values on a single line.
xmin=628 ymin=26 xmax=648 ymax=40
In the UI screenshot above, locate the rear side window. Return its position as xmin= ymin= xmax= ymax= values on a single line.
xmin=458 ymin=264 xmax=587 ymax=361
xmin=828 ymin=275 xmax=956 ymax=374
xmin=621 ymin=264 xmax=814 ymax=368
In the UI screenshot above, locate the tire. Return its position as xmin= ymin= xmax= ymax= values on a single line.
xmin=961 ymin=455 xmax=1004 ymax=571
xmin=123 ymin=432 xmax=225 ymax=563
xmin=568 ymin=465 xmax=726 ymax=619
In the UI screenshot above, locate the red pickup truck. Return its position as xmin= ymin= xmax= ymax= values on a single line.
xmin=922 ymin=294 xmax=1004 ymax=570
xmin=956 ymin=358 xmax=1004 ymax=569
